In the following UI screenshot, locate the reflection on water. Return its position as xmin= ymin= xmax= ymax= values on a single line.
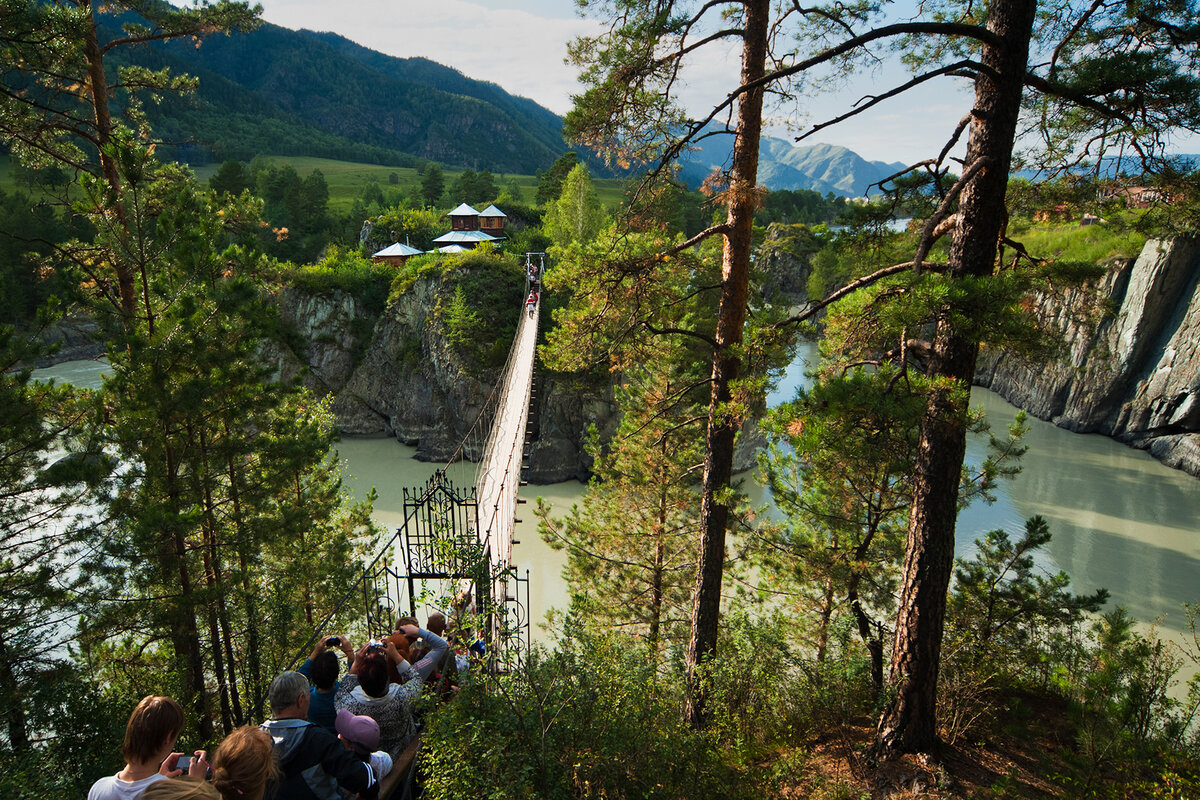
xmin=962 ymin=389 xmax=1200 ymax=635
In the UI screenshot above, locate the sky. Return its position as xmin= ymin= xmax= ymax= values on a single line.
xmin=254 ymin=0 xmax=1198 ymax=167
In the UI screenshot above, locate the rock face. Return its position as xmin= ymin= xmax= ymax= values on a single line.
xmin=976 ymin=237 xmax=1200 ymax=477
xmin=756 ymin=223 xmax=818 ymax=304
xmin=268 ymin=278 xmax=610 ymax=483
xmin=34 ymin=315 xmax=105 ymax=365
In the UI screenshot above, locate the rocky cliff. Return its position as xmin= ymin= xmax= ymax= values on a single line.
xmin=976 ymin=237 xmax=1200 ymax=477
xmin=269 ymin=276 xmax=614 ymax=483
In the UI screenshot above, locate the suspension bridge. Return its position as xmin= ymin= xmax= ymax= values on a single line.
xmin=282 ymin=253 xmax=547 ymax=679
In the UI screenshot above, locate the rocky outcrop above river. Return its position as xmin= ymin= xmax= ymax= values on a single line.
xmin=33 ymin=315 xmax=105 ymax=365
xmin=976 ymin=237 xmax=1200 ymax=477
xmin=269 ymin=278 xmax=613 ymax=483
xmin=757 ymin=223 xmax=819 ymax=304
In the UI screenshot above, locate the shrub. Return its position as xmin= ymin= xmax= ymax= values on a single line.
xmin=701 ymin=613 xmax=872 ymax=758
xmin=435 ymin=249 xmax=525 ymax=370
xmin=940 ymin=516 xmax=1107 ymax=742
xmin=421 ymin=631 xmax=741 ymax=800
xmin=285 ymin=246 xmax=394 ymax=314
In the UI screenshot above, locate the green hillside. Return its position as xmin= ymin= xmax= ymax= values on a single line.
xmin=114 ymin=18 xmax=572 ymax=175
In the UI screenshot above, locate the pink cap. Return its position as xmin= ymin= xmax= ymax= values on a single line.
xmin=335 ymin=709 xmax=380 ymax=755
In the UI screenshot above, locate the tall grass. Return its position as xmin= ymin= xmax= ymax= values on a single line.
xmin=1008 ymin=220 xmax=1146 ymax=263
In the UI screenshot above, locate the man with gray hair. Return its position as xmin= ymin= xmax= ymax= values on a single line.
xmin=260 ymin=671 xmax=379 ymax=800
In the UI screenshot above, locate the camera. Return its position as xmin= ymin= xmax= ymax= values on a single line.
xmin=325 ymin=636 xmax=340 ymax=647
xmin=176 ymin=755 xmax=192 ymax=771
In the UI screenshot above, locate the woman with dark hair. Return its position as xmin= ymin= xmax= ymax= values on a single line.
xmin=334 ymin=626 xmax=447 ymax=756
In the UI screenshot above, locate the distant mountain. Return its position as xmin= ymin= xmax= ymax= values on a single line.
xmin=116 ymin=19 xmax=574 ymax=173
xmin=678 ymin=131 xmax=907 ymax=197
xmin=114 ymin=16 xmax=908 ymax=187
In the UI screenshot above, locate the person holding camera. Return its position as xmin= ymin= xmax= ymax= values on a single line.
xmin=335 ymin=626 xmax=447 ymax=756
xmin=89 ymin=695 xmax=209 ymax=800
xmin=297 ymin=634 xmax=354 ymax=734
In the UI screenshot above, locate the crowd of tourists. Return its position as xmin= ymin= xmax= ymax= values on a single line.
xmin=88 ymin=615 xmax=464 ymax=800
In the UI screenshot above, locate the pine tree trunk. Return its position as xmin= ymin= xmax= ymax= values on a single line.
xmin=163 ymin=437 xmax=214 ymax=740
xmin=81 ymin=0 xmax=136 ymax=318
xmin=225 ymin=423 xmax=261 ymax=714
xmin=196 ymin=426 xmax=234 ymax=733
xmin=816 ymin=576 xmax=834 ymax=663
xmin=875 ymin=0 xmax=1036 ymax=756
xmin=684 ymin=0 xmax=769 ymax=727
xmin=0 ymin=641 xmax=28 ymax=752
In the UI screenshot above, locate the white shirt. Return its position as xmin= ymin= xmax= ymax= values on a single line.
xmin=87 ymin=773 xmax=168 ymax=800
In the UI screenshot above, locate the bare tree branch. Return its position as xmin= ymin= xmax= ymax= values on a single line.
xmin=796 ymin=59 xmax=986 ymax=144
xmin=779 ymin=260 xmax=948 ymax=328
xmin=912 ymin=155 xmax=993 ymax=272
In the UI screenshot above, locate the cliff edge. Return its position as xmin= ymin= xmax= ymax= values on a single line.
xmin=976 ymin=237 xmax=1200 ymax=477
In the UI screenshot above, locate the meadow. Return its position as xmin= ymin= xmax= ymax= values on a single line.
xmin=2 ymin=153 xmax=632 ymax=214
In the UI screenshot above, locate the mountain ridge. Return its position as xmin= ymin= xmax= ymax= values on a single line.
xmin=124 ymin=17 xmax=915 ymax=193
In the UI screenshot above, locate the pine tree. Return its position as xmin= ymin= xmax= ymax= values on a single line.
xmin=421 ymin=164 xmax=445 ymax=208
xmin=71 ymin=148 xmax=378 ymax=738
xmin=0 ymin=328 xmax=105 ymax=755
xmin=563 ymin=0 xmax=1200 ymax=742
xmin=0 ymin=0 xmax=260 ymax=321
xmin=538 ymin=338 xmax=706 ymax=661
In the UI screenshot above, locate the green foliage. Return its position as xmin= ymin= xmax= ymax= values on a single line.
xmin=939 ymin=517 xmax=1107 ymax=743
xmin=537 ymin=334 xmax=706 ymax=655
xmin=0 ymin=186 xmax=88 ymax=324
xmin=806 ymin=213 xmax=914 ymax=300
xmin=209 ymin=160 xmax=252 ymax=197
xmin=753 ymin=366 xmax=922 ymax=685
xmin=62 ymin=145 xmax=379 ymax=742
xmin=435 ymin=249 xmax=525 ymax=370
xmin=0 ymin=325 xmax=111 ymax=767
xmin=1007 ymin=221 xmax=1147 ymax=264
xmin=421 ymin=630 xmax=741 ymax=800
xmin=448 ymin=168 xmax=498 ymax=208
xmin=1066 ymin=610 xmax=1185 ymax=775
xmin=0 ymin=0 xmax=260 ymax=176
xmin=535 ymin=152 xmax=579 ymax=206
xmin=283 ymin=245 xmax=395 ymax=314
xmin=247 ymin=160 xmax=335 ymax=262
xmin=0 ymin=662 xmax=138 ymax=800
xmin=440 ymin=284 xmax=481 ymax=349
xmin=544 ymin=163 xmax=607 ymax=249
xmin=421 ymin=164 xmax=445 ymax=208
xmin=699 ymin=613 xmax=872 ymax=760
xmin=756 ymin=188 xmax=846 ymax=226
xmin=363 ymin=205 xmax=443 ymax=253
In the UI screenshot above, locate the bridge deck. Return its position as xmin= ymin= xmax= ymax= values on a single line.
xmin=474 ymin=296 xmax=539 ymax=568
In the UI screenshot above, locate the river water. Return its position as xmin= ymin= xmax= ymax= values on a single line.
xmin=32 ymin=352 xmax=1200 ymax=668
